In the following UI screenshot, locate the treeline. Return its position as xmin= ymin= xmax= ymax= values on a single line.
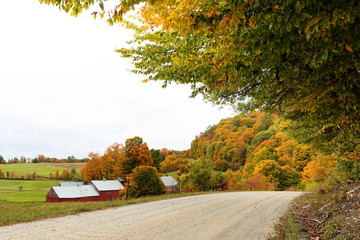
xmin=0 ymin=168 xmax=81 ymax=181
xmin=49 ymin=168 xmax=81 ymax=181
xmin=0 ymin=150 xmax=185 ymax=166
xmin=0 ymin=155 xmax=89 ymax=164
xmin=0 ymin=169 xmax=37 ymax=180
xmin=170 ymin=111 xmax=335 ymax=191
xmin=80 ymin=137 xmax=172 ymax=198
xmin=80 ymin=136 xmax=185 ymax=182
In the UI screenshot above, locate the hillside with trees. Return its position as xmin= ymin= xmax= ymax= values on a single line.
xmin=180 ymin=111 xmax=334 ymax=191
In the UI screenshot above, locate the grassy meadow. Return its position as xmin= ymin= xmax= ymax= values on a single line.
xmin=0 ymin=180 xmax=62 ymax=202
xmin=164 ymin=171 xmax=179 ymax=179
xmin=0 ymin=163 xmax=68 ymax=178
xmin=0 ymin=163 xmax=84 ymax=203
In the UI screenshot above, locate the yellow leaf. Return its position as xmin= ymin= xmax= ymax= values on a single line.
xmin=249 ymin=16 xmax=256 ymax=29
xmin=305 ymin=26 xmax=310 ymax=34
xmin=142 ymin=79 xmax=149 ymax=83
xmin=345 ymin=43 xmax=353 ymax=52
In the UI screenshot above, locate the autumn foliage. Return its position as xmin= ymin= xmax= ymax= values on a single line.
xmin=187 ymin=111 xmax=335 ymax=190
xmin=122 ymin=166 xmax=165 ymax=198
xmin=159 ymin=154 xmax=189 ymax=173
xmin=81 ymin=137 xmax=153 ymax=182
xmin=121 ymin=137 xmax=153 ymax=175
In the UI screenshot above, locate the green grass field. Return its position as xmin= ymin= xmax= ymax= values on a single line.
xmin=0 ymin=180 xmax=62 ymax=202
xmin=0 ymin=163 xmax=67 ymax=178
xmin=0 ymin=190 xmax=49 ymax=202
xmin=0 ymin=179 xmax=62 ymax=189
xmin=164 ymin=171 xmax=179 ymax=179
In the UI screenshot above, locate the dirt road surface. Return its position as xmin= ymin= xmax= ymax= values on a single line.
xmin=0 ymin=191 xmax=302 ymax=240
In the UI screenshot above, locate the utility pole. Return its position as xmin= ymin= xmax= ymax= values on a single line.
xmin=126 ymin=178 xmax=129 ymax=200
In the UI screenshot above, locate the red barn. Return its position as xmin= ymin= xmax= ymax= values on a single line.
xmin=46 ymin=185 xmax=100 ymax=203
xmin=46 ymin=180 xmax=125 ymax=203
xmin=59 ymin=182 xmax=84 ymax=187
xmin=90 ymin=180 xmax=125 ymax=201
xmin=160 ymin=176 xmax=179 ymax=193
xmin=117 ymin=177 xmax=128 ymax=187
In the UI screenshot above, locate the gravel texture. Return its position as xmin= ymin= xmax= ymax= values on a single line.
xmin=0 ymin=191 xmax=302 ymax=240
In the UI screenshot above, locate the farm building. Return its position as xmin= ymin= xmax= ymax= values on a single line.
xmin=160 ymin=176 xmax=178 ymax=193
xmin=90 ymin=180 xmax=125 ymax=201
xmin=117 ymin=177 xmax=127 ymax=186
xmin=46 ymin=179 xmax=125 ymax=203
xmin=46 ymin=185 xmax=99 ymax=203
xmin=59 ymin=182 xmax=84 ymax=187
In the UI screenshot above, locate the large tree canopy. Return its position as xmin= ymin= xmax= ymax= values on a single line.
xmin=42 ymin=0 xmax=360 ymax=154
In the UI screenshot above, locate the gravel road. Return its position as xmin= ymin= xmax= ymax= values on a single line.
xmin=0 ymin=191 xmax=302 ymax=240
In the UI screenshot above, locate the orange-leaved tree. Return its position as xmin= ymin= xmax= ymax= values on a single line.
xmin=120 ymin=137 xmax=153 ymax=175
xmin=81 ymin=143 xmax=124 ymax=182
xmin=302 ymin=154 xmax=336 ymax=182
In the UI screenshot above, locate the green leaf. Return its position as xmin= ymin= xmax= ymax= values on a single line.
xmin=286 ymin=22 xmax=292 ymax=32
xmin=293 ymin=18 xmax=300 ymax=28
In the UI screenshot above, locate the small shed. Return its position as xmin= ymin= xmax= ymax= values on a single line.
xmin=90 ymin=180 xmax=125 ymax=201
xmin=117 ymin=177 xmax=128 ymax=186
xmin=59 ymin=182 xmax=84 ymax=187
xmin=46 ymin=185 xmax=99 ymax=203
xmin=160 ymin=176 xmax=178 ymax=193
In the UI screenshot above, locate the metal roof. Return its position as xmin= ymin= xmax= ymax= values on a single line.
xmin=160 ymin=176 xmax=178 ymax=187
xmin=59 ymin=182 xmax=84 ymax=187
xmin=91 ymin=180 xmax=125 ymax=191
xmin=52 ymin=185 xmax=99 ymax=199
xmin=117 ymin=177 xmax=127 ymax=182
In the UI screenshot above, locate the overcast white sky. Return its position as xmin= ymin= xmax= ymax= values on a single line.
xmin=0 ymin=1 xmax=233 ymax=160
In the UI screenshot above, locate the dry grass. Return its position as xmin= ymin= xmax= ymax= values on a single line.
xmin=270 ymin=181 xmax=360 ymax=240
xmin=38 ymin=162 xmax=85 ymax=170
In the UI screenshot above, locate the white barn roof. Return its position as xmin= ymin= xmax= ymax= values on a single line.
xmin=91 ymin=180 xmax=125 ymax=191
xmin=160 ymin=176 xmax=178 ymax=187
xmin=52 ymin=185 xmax=99 ymax=199
xmin=59 ymin=182 xmax=84 ymax=187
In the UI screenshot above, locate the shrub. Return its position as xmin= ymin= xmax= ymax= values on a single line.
xmin=128 ymin=166 xmax=165 ymax=198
